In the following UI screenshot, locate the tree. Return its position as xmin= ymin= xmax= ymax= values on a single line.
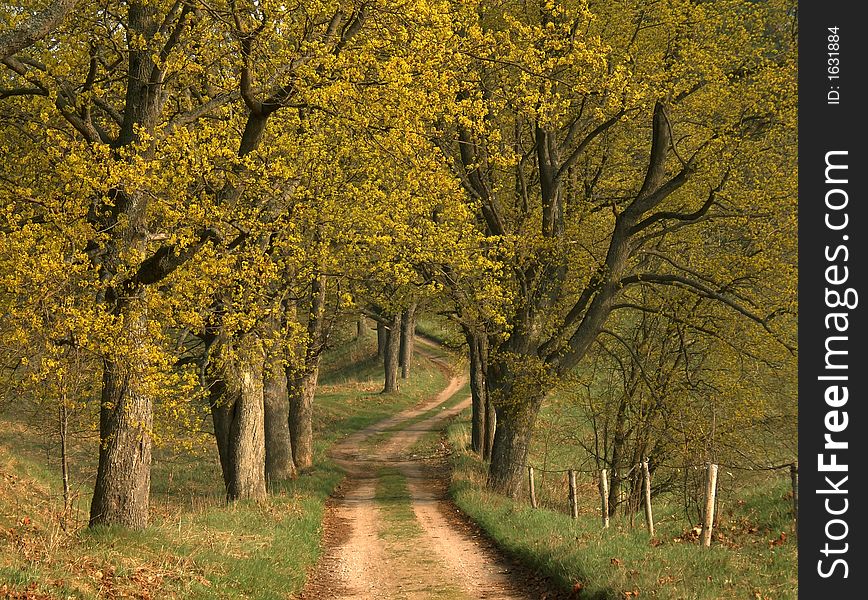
xmin=1 ymin=0 xmax=796 ymax=529
xmin=0 ymin=0 xmax=385 ymax=521
xmin=436 ymin=0 xmax=797 ymax=495
xmin=461 ymin=323 xmax=494 ymax=458
xmin=399 ymin=302 xmax=417 ymax=379
xmin=0 ymin=1 xmax=234 ymax=527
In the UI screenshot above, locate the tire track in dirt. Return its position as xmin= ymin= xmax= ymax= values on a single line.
xmin=300 ymin=338 xmax=538 ymax=600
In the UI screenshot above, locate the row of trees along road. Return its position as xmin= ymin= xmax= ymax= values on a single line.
xmin=0 ymin=0 xmax=796 ymax=528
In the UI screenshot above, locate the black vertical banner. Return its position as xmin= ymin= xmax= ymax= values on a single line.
xmin=798 ymin=2 xmax=866 ymax=596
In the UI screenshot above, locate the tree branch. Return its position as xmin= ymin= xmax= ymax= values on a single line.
xmin=630 ymin=186 xmax=714 ymax=234
xmin=619 ymin=273 xmax=773 ymax=332
xmin=633 ymin=101 xmax=670 ymax=201
xmin=553 ymin=109 xmax=626 ymax=183
xmin=129 ymin=227 xmax=221 ymax=287
xmin=335 ymin=4 xmax=368 ymax=53
xmin=0 ymin=86 xmax=46 ymax=99
xmin=456 ymin=121 xmax=506 ymax=236
xmin=149 ymin=3 xmax=193 ymax=87
xmin=0 ymin=0 xmax=79 ymax=59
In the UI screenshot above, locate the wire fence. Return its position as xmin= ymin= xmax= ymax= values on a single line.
xmin=518 ymin=458 xmax=798 ymax=547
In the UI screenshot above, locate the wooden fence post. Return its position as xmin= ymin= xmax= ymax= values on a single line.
xmin=568 ymin=470 xmax=579 ymax=520
xmin=701 ymin=463 xmax=719 ymax=547
xmin=642 ymin=458 xmax=654 ymax=537
xmin=528 ymin=466 xmax=537 ymax=509
xmin=599 ymin=469 xmax=610 ymax=528
xmin=790 ymin=462 xmax=799 ymax=530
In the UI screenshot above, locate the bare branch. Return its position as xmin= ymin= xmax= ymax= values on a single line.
xmin=553 ymin=109 xmax=626 ymax=183
xmin=456 ymin=121 xmax=506 ymax=236
xmin=129 ymin=227 xmax=221 ymax=287
xmin=182 ymin=89 xmax=240 ymax=122
xmin=0 ymin=86 xmax=47 ymax=99
xmin=93 ymin=96 xmax=124 ymax=126
xmin=633 ymin=101 xmax=670 ymax=202
xmin=334 ymin=4 xmax=368 ymax=53
xmin=629 ymin=177 xmax=722 ymax=235
xmin=618 ymin=273 xmax=785 ymax=343
xmin=150 ymin=4 xmax=194 ymax=87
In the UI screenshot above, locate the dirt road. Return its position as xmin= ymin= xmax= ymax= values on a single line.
xmin=301 ymin=340 xmax=539 ymax=600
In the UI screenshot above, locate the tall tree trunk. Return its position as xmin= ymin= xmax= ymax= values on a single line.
xmin=59 ymin=394 xmax=71 ymax=524
xmin=225 ymin=341 xmax=267 ymax=501
xmin=377 ymin=320 xmax=387 ymax=359
xmin=89 ymin=304 xmax=153 ymax=528
xmin=464 ymin=327 xmax=486 ymax=455
xmin=264 ymin=357 xmax=295 ymax=484
xmin=209 ymin=376 xmax=233 ymax=491
xmin=288 ymin=368 xmax=319 ymax=470
xmin=608 ymin=393 xmax=630 ymax=516
xmin=487 ymin=402 xmax=543 ymax=497
xmin=383 ymin=312 xmax=401 ymax=393
xmin=88 ymin=3 xmax=170 ymax=529
xmin=480 ymin=334 xmax=496 ymax=461
xmin=399 ymin=303 xmax=417 ymax=379
xmin=483 ymin=390 xmax=496 ymax=461
xmin=287 ymin=273 xmax=326 ymax=471
xmin=485 ymin=361 xmax=545 ymax=496
xmin=208 ymin=338 xmax=267 ymax=501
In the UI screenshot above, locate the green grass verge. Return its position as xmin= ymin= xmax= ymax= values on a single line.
xmin=446 ymin=419 xmax=797 ymax=600
xmin=415 ymin=314 xmax=465 ymax=349
xmin=0 ymin=329 xmax=446 ymax=599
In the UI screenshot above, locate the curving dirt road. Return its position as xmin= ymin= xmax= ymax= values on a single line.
xmin=300 ymin=339 xmax=538 ymax=600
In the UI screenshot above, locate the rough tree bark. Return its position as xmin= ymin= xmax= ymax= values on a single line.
xmin=287 ymin=273 xmax=326 ymax=470
xmin=607 ymin=392 xmax=630 ymax=516
xmin=288 ymin=368 xmax=319 ymax=470
xmin=209 ymin=376 xmax=233 ymax=491
xmin=483 ymin=390 xmax=496 ymax=461
xmin=463 ymin=326 xmax=488 ymax=455
xmin=484 ymin=359 xmax=547 ymax=496
xmin=0 ymin=0 xmax=78 ymax=59
xmin=262 ymin=307 xmax=295 ymax=484
xmin=207 ymin=335 xmax=268 ymax=501
xmin=89 ymin=308 xmax=153 ymax=528
xmin=382 ymin=312 xmax=401 ymax=393
xmin=488 ymin=403 xmax=541 ymax=496
xmin=226 ymin=343 xmax=267 ymax=501
xmin=399 ymin=303 xmax=417 ymax=379
xmin=264 ymin=355 xmax=295 ymax=484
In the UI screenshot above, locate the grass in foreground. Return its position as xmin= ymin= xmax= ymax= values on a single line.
xmin=447 ymin=420 xmax=797 ymax=600
xmin=0 ymin=330 xmax=446 ymax=599
xmin=372 ymin=469 xmax=467 ymax=600
xmin=375 ymin=468 xmax=423 ymax=541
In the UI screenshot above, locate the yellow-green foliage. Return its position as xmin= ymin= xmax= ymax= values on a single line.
xmin=1 ymin=0 xmax=795 ymax=522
